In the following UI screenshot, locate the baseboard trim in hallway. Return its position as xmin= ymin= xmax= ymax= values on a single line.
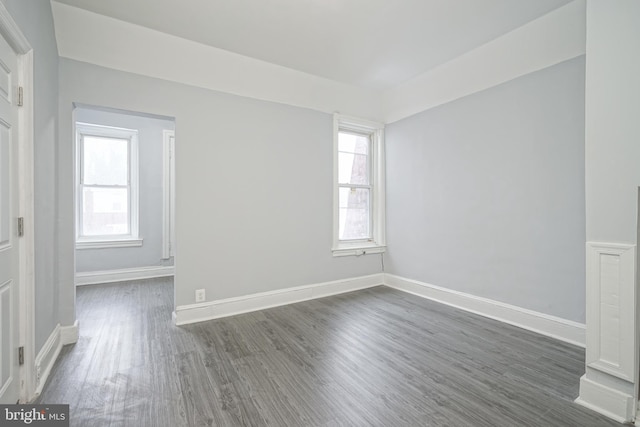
xmin=34 ymin=325 xmax=61 ymax=397
xmin=75 ymin=266 xmax=175 ymax=286
xmin=34 ymin=320 xmax=79 ymax=397
xmin=173 ymin=273 xmax=385 ymax=325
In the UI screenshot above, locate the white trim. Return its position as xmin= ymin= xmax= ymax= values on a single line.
xmin=173 ymin=272 xmax=586 ymax=345
xmin=75 ymin=265 xmax=175 ymax=286
xmin=0 ymin=3 xmax=35 ymax=404
xmin=332 ymin=244 xmax=386 ymax=257
xmin=60 ymin=320 xmax=79 ymax=345
xmin=76 ymin=237 xmax=143 ymax=250
xmin=585 ymin=242 xmax=636 ymax=382
xmin=333 ymin=114 xmax=386 ymax=256
xmin=162 ymin=129 xmax=175 ymax=260
xmin=75 ymin=121 xmax=139 ymax=139
xmin=173 ymin=274 xmax=384 ymax=326
xmin=0 ymin=3 xmax=31 ymax=54
xmin=33 ymin=325 xmax=61 ymax=397
xmin=75 ymin=122 xmax=140 ymax=243
xmin=17 ymin=48 xmax=35 ymax=405
xmin=384 ymin=274 xmax=586 ymax=347
xmin=31 ymin=320 xmax=78 ymax=400
xmin=576 ymin=376 xmax=635 ymax=423
xmin=0 ymin=281 xmax=13 ymax=399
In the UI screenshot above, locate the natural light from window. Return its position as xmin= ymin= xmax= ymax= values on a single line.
xmin=332 ymin=114 xmax=385 ymax=257
xmin=81 ymin=136 xmax=130 ymax=236
xmin=338 ymin=131 xmax=371 ymax=241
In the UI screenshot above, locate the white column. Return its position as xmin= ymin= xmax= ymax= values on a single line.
xmin=577 ymin=0 xmax=640 ymax=423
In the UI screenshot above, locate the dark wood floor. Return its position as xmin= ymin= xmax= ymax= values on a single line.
xmin=36 ymin=278 xmax=619 ymax=426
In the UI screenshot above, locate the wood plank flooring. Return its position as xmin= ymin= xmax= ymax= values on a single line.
xmin=36 ymin=278 xmax=620 ymax=426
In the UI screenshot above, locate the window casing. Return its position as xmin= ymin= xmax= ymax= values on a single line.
xmin=76 ymin=123 xmax=141 ymax=249
xmin=333 ymin=114 xmax=386 ymax=256
xmin=162 ymin=129 xmax=175 ymax=259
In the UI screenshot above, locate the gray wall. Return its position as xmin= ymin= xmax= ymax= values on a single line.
xmin=1 ymin=0 xmax=61 ymax=352
xmin=74 ymin=107 xmax=175 ymax=272
xmin=385 ymin=56 xmax=586 ymax=323
xmin=58 ymin=58 xmax=381 ymax=314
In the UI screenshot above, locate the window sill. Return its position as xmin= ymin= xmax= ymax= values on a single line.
xmin=76 ymin=238 xmax=143 ymax=250
xmin=332 ymin=244 xmax=386 ymax=257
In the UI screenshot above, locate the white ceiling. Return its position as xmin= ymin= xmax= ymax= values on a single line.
xmin=53 ymin=0 xmax=572 ymax=90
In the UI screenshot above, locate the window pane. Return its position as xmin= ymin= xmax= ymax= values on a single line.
xmin=338 ymin=132 xmax=369 ymax=185
xmin=83 ymin=136 xmax=128 ymax=185
xmin=338 ymin=152 xmax=369 ymax=185
xmin=82 ymin=187 xmax=129 ymax=236
xmin=338 ymin=131 xmax=369 ymax=155
xmin=339 ymin=187 xmax=370 ymax=240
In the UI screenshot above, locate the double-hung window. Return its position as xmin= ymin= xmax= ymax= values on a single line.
xmin=76 ymin=123 xmax=141 ymax=249
xmin=333 ymin=114 xmax=386 ymax=256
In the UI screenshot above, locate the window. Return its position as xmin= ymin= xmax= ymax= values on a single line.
xmin=76 ymin=123 xmax=141 ymax=249
xmin=333 ymin=114 xmax=385 ymax=256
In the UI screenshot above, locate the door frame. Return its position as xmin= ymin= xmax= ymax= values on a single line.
xmin=162 ymin=129 xmax=175 ymax=260
xmin=0 ymin=4 xmax=36 ymax=403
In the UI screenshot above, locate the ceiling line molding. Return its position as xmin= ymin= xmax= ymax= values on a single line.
xmin=382 ymin=0 xmax=586 ymax=123
xmin=50 ymin=1 xmax=385 ymax=121
xmin=51 ymin=1 xmax=585 ymax=125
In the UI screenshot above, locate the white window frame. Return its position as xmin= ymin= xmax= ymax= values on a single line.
xmin=162 ymin=129 xmax=175 ymax=259
xmin=75 ymin=122 xmax=142 ymax=249
xmin=333 ymin=114 xmax=386 ymax=257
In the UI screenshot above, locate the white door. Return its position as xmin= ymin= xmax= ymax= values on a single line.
xmin=0 ymin=29 xmax=21 ymax=404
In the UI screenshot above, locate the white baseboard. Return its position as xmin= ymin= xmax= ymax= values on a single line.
xmin=384 ymin=274 xmax=586 ymax=347
xmin=75 ymin=265 xmax=175 ymax=286
xmin=34 ymin=325 xmax=62 ymax=396
xmin=576 ymin=376 xmax=635 ymax=423
xmin=33 ymin=320 xmax=80 ymax=397
xmin=174 ymin=272 xmax=586 ymax=347
xmin=60 ymin=320 xmax=79 ymax=345
xmin=173 ymin=273 xmax=384 ymax=326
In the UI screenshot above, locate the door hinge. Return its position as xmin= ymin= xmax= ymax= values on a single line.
xmin=17 ymin=86 xmax=23 ymax=107
xmin=18 ymin=347 xmax=24 ymax=365
xmin=17 ymin=217 xmax=24 ymax=237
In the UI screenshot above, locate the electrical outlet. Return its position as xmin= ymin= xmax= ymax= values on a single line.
xmin=195 ymin=289 xmax=206 ymax=303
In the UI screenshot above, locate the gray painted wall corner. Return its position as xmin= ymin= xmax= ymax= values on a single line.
xmin=385 ymin=56 xmax=586 ymax=323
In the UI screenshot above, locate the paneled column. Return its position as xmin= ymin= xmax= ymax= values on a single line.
xmin=577 ymin=0 xmax=640 ymax=423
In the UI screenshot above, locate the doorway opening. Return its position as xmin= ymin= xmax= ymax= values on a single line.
xmin=71 ymin=104 xmax=176 ymax=316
